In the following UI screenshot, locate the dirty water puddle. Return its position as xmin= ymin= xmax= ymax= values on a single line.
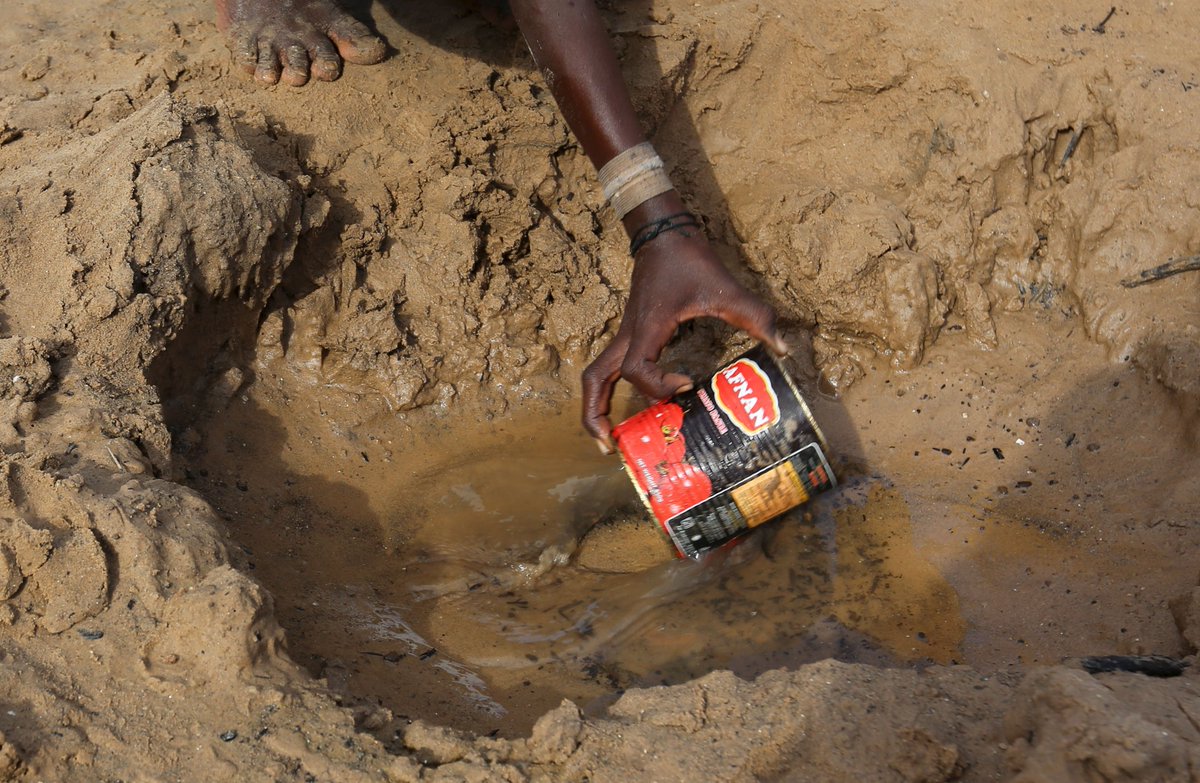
xmin=180 ymin=388 xmax=967 ymax=738
xmin=177 ymin=314 xmax=1197 ymax=741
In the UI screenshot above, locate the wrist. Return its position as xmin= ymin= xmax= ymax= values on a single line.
xmin=620 ymin=191 xmax=688 ymax=236
xmin=628 ymin=212 xmax=702 ymax=257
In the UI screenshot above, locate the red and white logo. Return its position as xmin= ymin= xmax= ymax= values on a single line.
xmin=712 ymin=359 xmax=779 ymax=435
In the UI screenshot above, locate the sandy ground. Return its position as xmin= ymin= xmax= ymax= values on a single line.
xmin=1 ymin=0 xmax=1199 ymax=780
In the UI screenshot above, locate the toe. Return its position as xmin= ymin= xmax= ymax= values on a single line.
xmin=327 ymin=16 xmax=387 ymax=65
xmin=253 ymin=37 xmax=280 ymax=84
xmin=232 ymin=29 xmax=258 ymax=75
xmin=305 ymin=34 xmax=342 ymax=81
xmin=255 ymin=38 xmax=281 ymax=85
xmin=281 ymin=43 xmax=311 ymax=87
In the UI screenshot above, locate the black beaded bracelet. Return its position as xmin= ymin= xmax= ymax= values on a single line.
xmin=628 ymin=212 xmax=702 ymax=256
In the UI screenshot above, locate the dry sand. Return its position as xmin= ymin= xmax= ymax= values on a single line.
xmin=1 ymin=0 xmax=1199 ymax=780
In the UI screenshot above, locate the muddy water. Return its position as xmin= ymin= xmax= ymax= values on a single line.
xmin=183 ymin=389 xmax=966 ymax=738
xmin=181 ymin=312 xmax=1199 ymax=739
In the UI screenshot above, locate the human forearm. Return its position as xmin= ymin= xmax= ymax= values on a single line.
xmin=508 ymin=0 xmax=684 ymax=233
xmin=510 ymin=0 xmax=783 ymax=448
xmin=509 ymin=0 xmax=642 ymax=166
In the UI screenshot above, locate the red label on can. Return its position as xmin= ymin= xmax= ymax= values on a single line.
xmin=712 ymin=359 xmax=779 ymax=436
xmin=611 ymin=402 xmax=714 ymax=524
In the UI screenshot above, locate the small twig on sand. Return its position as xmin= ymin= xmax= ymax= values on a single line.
xmin=361 ymin=650 xmax=404 ymax=662
xmin=1092 ymin=6 xmax=1117 ymax=34
xmin=105 ymin=446 xmax=125 ymax=472
xmin=1059 ymin=126 xmax=1084 ymax=167
xmin=1121 ymin=255 xmax=1200 ymax=288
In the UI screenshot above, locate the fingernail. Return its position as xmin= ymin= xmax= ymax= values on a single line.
xmin=675 ymin=382 xmax=694 ymax=395
xmin=771 ymin=335 xmax=791 ymax=356
xmin=595 ymin=437 xmax=615 ymax=456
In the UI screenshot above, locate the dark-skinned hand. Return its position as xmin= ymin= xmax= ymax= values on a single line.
xmin=582 ymin=228 xmax=788 ymax=453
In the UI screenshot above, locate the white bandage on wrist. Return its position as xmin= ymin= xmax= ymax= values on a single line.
xmin=597 ymin=142 xmax=675 ymax=220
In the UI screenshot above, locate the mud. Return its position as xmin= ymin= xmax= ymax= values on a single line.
xmin=1 ymin=0 xmax=1199 ymax=780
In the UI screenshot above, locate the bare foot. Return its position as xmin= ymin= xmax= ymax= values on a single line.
xmin=215 ymin=0 xmax=387 ymax=87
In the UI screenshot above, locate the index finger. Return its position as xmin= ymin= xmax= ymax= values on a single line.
xmin=620 ymin=313 xmax=693 ymax=402
xmin=581 ymin=336 xmax=627 ymax=452
xmin=710 ymin=287 xmax=788 ymax=356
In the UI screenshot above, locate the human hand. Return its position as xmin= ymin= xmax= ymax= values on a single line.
xmin=582 ymin=229 xmax=788 ymax=452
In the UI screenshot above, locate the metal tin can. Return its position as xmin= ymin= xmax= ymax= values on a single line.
xmin=612 ymin=345 xmax=836 ymax=558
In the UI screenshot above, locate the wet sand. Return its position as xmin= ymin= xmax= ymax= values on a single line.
xmin=0 ymin=0 xmax=1198 ymax=779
